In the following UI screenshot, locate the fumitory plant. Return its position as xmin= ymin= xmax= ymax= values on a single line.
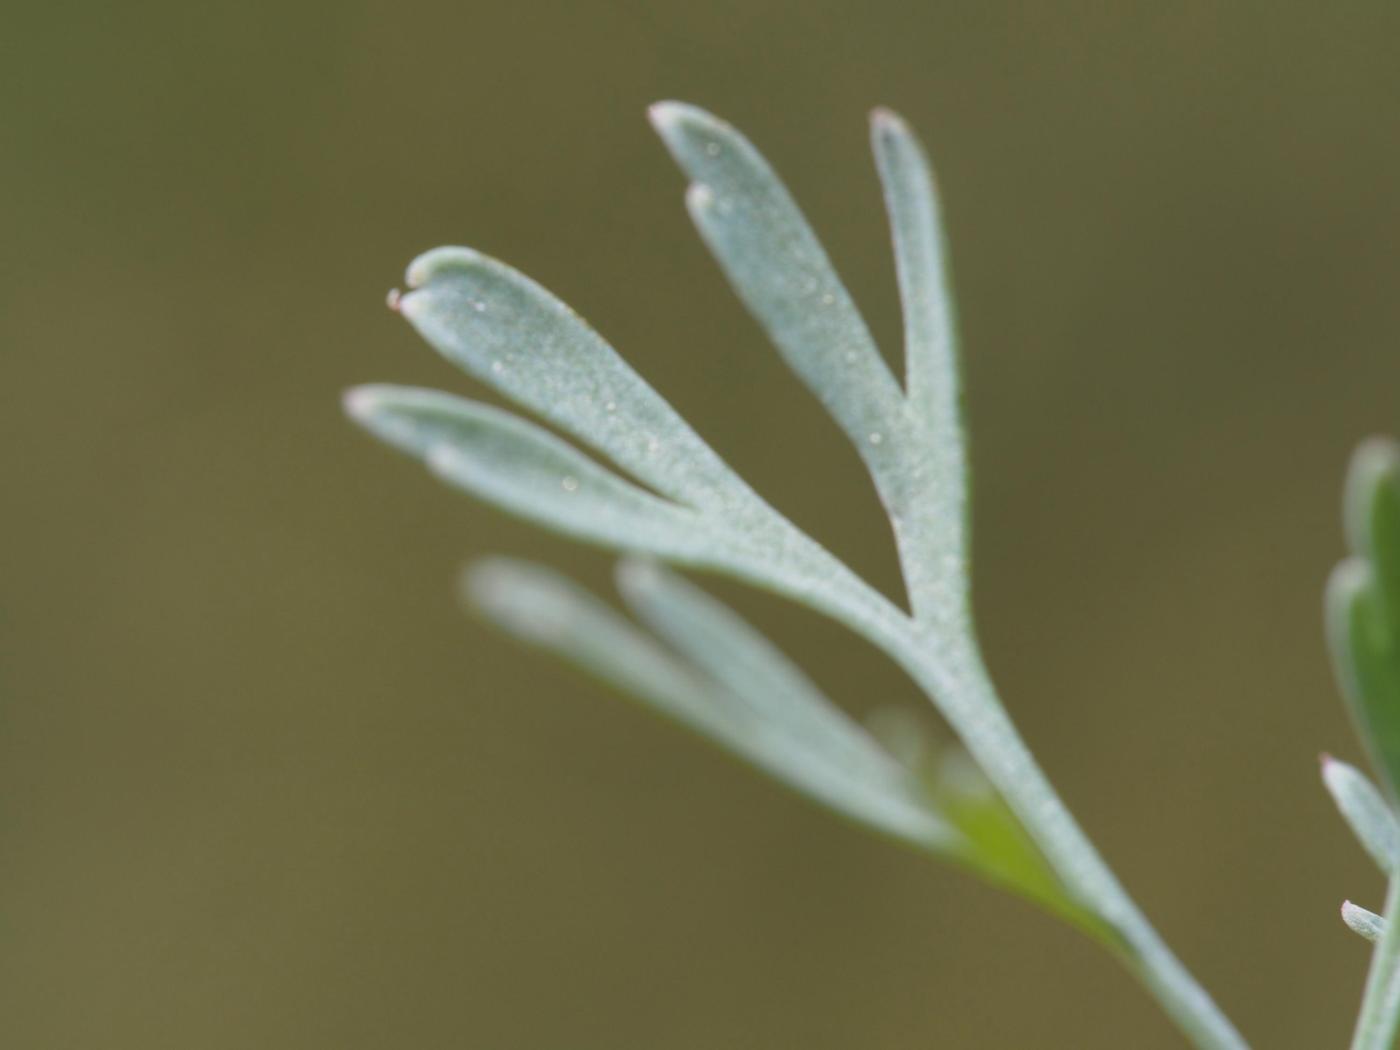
xmin=346 ymin=100 xmax=1398 ymax=1047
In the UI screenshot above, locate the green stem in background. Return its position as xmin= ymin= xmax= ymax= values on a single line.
xmin=1327 ymin=439 xmax=1400 ymax=1048
xmin=1352 ymin=876 xmax=1400 ymax=1050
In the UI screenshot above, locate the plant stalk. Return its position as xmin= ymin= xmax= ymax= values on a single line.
xmin=782 ymin=535 xmax=1247 ymax=1047
xmin=850 ymin=594 xmax=1249 ymax=1048
xmin=1351 ymin=875 xmax=1400 ymax=1049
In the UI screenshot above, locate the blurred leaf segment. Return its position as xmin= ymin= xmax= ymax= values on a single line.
xmin=1326 ymin=438 xmax=1400 ymax=1050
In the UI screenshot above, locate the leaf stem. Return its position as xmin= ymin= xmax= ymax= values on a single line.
xmin=819 ymin=566 xmax=1248 ymax=1048
xmin=1351 ymin=875 xmax=1400 ymax=1049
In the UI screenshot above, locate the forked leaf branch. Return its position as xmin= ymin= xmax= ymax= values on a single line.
xmin=347 ymin=102 xmax=1249 ymax=1047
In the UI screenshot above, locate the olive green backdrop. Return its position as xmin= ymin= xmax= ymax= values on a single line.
xmin=4 ymin=1 xmax=1400 ymax=1046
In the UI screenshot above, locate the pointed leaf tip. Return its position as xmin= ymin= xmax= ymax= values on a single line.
xmin=1343 ymin=900 xmax=1386 ymax=943
xmin=1321 ymin=756 xmax=1400 ymax=873
xmin=341 ymin=384 xmax=464 ymax=458
xmin=869 ymin=106 xmax=908 ymax=135
xmin=648 ymin=100 xmax=725 ymax=143
xmin=402 ymin=245 xmax=479 ymax=294
xmin=462 ymin=556 xmax=615 ymax=648
xmin=342 ymin=384 xmax=379 ymax=424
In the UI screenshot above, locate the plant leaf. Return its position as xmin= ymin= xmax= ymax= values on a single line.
xmin=466 ymin=557 xmax=960 ymax=854
xmin=869 ymin=108 xmax=960 ymax=429
xmin=615 ymin=559 xmax=909 ymax=795
xmin=1328 ymin=557 xmax=1400 ymax=800
xmin=1322 ymin=756 xmax=1400 ymax=873
xmin=351 ymin=103 xmax=1253 ymax=1049
xmin=393 ymin=246 xmax=754 ymax=514
xmin=465 ymin=557 xmax=735 ymax=738
xmin=869 ymin=108 xmax=970 ymax=620
xmin=649 ymin=102 xmax=979 ymax=625
xmin=1345 ymin=901 xmax=1387 ymax=944
xmin=346 ymin=385 xmax=715 ymax=560
xmin=346 ymin=384 xmax=905 ymax=649
xmin=649 ymin=102 xmax=908 ymax=472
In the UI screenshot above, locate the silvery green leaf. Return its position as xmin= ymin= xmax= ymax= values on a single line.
xmin=465 ymin=557 xmax=734 ymax=738
xmin=1345 ymin=901 xmax=1387 ymax=944
xmin=869 ymin=108 xmax=970 ymax=619
xmin=649 ymin=102 xmax=973 ymax=626
xmin=466 ymin=558 xmax=959 ymax=853
xmin=1322 ymin=756 xmax=1400 ymax=873
xmin=614 ymin=559 xmax=909 ymax=796
xmin=346 ymin=385 xmax=900 ymax=646
xmin=346 ymin=385 xmax=713 ymax=561
xmin=351 ymin=105 xmax=1251 ymax=1048
xmin=393 ymin=246 xmax=754 ymax=514
xmin=648 ymin=102 xmax=908 ymax=474
xmin=869 ymin=108 xmax=960 ymax=428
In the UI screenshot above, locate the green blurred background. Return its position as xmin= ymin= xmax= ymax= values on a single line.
xmin=4 ymin=1 xmax=1400 ymax=1046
